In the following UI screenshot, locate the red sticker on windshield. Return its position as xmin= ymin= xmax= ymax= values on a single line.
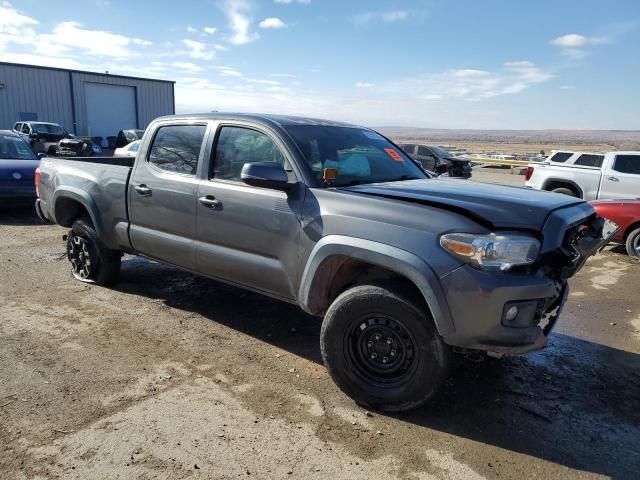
xmin=384 ymin=148 xmax=404 ymax=162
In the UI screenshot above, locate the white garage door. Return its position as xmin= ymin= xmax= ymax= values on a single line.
xmin=85 ymin=83 xmax=137 ymax=144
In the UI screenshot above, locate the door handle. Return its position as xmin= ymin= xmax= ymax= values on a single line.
xmin=134 ymin=184 xmax=152 ymax=196
xmin=607 ymin=176 xmax=620 ymax=182
xmin=198 ymin=195 xmax=222 ymax=208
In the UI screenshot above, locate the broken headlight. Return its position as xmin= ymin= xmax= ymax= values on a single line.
xmin=440 ymin=233 xmax=540 ymax=271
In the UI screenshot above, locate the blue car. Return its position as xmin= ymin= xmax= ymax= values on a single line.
xmin=0 ymin=130 xmax=42 ymax=208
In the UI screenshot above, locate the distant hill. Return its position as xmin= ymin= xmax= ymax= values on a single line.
xmin=376 ymin=127 xmax=640 ymax=150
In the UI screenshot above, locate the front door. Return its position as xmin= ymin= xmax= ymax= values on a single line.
xmin=195 ymin=125 xmax=304 ymax=299
xmin=600 ymin=153 xmax=640 ymax=200
xmin=128 ymin=122 xmax=208 ymax=270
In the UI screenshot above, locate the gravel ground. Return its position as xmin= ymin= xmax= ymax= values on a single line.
xmin=1 ymin=178 xmax=639 ymax=479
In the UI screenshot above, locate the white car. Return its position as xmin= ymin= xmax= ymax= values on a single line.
xmin=525 ymin=151 xmax=640 ymax=200
xmin=113 ymin=140 xmax=141 ymax=158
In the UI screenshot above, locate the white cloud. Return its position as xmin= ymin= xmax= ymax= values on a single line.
xmin=549 ymin=32 xmax=612 ymax=60
xmin=270 ymin=73 xmax=296 ymax=78
xmin=172 ymin=61 xmax=204 ymax=72
xmin=213 ymin=65 xmax=243 ymax=77
xmin=355 ymin=82 xmax=375 ymax=88
xmin=354 ymin=10 xmax=409 ymax=26
xmin=222 ymin=0 xmax=259 ymax=45
xmin=259 ymin=17 xmax=287 ymax=29
xmin=203 ymin=26 xmax=217 ymax=35
xmin=560 ymin=85 xmax=576 ymax=90
xmin=183 ymin=39 xmax=214 ymax=60
xmin=550 ymin=33 xmax=588 ymax=47
xmin=0 ymin=2 xmax=38 ymax=32
xmin=214 ymin=44 xmax=228 ymax=51
xmin=274 ymin=0 xmax=310 ymax=4
xmin=452 ymin=69 xmax=490 ymax=78
xmin=186 ymin=25 xmax=198 ymax=33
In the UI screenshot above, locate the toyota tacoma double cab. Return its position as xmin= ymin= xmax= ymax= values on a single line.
xmin=35 ymin=113 xmax=617 ymax=411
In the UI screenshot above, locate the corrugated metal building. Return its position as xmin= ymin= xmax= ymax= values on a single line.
xmin=0 ymin=62 xmax=175 ymax=142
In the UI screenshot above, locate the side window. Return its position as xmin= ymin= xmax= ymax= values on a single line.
xmin=22 ymin=124 xmax=30 ymax=134
xmin=212 ymin=126 xmax=285 ymax=182
xmin=148 ymin=124 xmax=206 ymax=175
xmin=574 ymin=154 xmax=604 ymax=168
xmin=400 ymin=144 xmax=415 ymax=155
xmin=14 ymin=123 xmax=21 ymax=131
xmin=417 ymin=146 xmax=433 ymax=157
xmin=613 ymin=155 xmax=640 ymax=175
xmin=549 ymin=152 xmax=572 ymax=163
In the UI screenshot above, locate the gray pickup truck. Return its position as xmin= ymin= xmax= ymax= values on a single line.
xmin=36 ymin=113 xmax=616 ymax=411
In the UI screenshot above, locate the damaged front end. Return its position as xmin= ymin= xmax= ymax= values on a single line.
xmin=537 ymin=206 xmax=619 ymax=281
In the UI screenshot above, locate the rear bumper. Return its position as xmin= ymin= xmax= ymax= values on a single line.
xmin=440 ymin=265 xmax=567 ymax=354
xmin=35 ymin=198 xmax=51 ymax=223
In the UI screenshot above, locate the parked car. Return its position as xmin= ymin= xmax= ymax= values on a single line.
xmin=113 ymin=140 xmax=141 ymax=158
xmin=12 ymin=121 xmax=72 ymax=155
xmin=57 ymin=137 xmax=103 ymax=157
xmin=591 ymin=199 xmax=640 ymax=257
xmin=525 ymin=151 xmax=640 ymax=200
xmin=115 ymin=129 xmax=145 ymax=148
xmin=0 ymin=130 xmax=43 ymax=208
xmin=398 ymin=143 xmax=472 ymax=178
xmin=36 ymin=113 xmax=616 ymax=411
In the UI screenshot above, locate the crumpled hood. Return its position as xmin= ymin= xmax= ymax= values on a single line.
xmin=341 ymin=178 xmax=585 ymax=230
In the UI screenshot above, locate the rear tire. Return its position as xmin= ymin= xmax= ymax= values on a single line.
xmin=551 ymin=187 xmax=577 ymax=197
xmin=320 ymin=284 xmax=451 ymax=412
xmin=67 ymin=217 xmax=121 ymax=286
xmin=625 ymin=227 xmax=640 ymax=258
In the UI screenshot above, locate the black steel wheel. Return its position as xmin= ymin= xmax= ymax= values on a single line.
xmin=346 ymin=315 xmax=418 ymax=389
xmin=321 ymin=284 xmax=451 ymax=412
xmin=66 ymin=217 xmax=121 ymax=286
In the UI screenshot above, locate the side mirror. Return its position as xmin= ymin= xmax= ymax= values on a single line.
xmin=37 ymin=153 xmax=47 ymax=159
xmin=29 ymin=133 xmax=37 ymax=139
xmin=241 ymin=162 xmax=291 ymax=191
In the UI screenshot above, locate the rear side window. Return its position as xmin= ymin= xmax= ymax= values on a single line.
xmin=574 ymin=154 xmax=604 ymax=168
xmin=417 ymin=146 xmax=433 ymax=157
xmin=549 ymin=152 xmax=572 ymax=163
xmin=212 ymin=126 xmax=285 ymax=182
xmin=14 ymin=123 xmax=21 ymax=131
xmin=400 ymin=144 xmax=415 ymax=155
xmin=613 ymin=155 xmax=640 ymax=175
xmin=22 ymin=124 xmax=30 ymax=134
xmin=148 ymin=124 xmax=207 ymax=175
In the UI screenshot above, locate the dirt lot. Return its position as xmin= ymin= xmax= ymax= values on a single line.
xmin=1 ymin=177 xmax=639 ymax=479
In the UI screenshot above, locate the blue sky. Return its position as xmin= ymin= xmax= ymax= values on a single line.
xmin=1 ymin=0 xmax=639 ymax=129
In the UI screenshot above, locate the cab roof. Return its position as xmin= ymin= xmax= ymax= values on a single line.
xmin=156 ymin=112 xmax=361 ymax=129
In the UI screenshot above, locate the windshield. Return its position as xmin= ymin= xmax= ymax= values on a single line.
xmin=430 ymin=146 xmax=453 ymax=158
xmin=31 ymin=123 xmax=65 ymax=135
xmin=0 ymin=135 xmax=38 ymax=160
xmin=284 ymin=125 xmax=428 ymax=187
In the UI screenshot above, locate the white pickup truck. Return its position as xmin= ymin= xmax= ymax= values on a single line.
xmin=525 ymin=151 xmax=640 ymax=200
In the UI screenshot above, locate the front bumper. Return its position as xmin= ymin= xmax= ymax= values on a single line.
xmin=440 ymin=265 xmax=568 ymax=354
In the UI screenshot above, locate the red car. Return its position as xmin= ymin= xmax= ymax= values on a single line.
xmin=591 ymin=199 xmax=640 ymax=257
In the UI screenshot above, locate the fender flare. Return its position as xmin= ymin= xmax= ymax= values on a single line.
xmin=52 ymin=187 xmax=105 ymax=240
xmin=298 ymin=235 xmax=455 ymax=336
xmin=542 ymin=178 xmax=584 ymax=198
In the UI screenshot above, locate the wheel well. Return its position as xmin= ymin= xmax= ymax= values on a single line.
xmin=306 ymin=256 xmax=428 ymax=316
xmin=543 ymin=179 xmax=582 ymax=198
xmin=54 ymin=197 xmax=91 ymax=227
xmin=624 ymin=221 xmax=640 ymax=241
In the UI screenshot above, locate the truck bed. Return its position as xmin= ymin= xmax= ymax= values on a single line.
xmin=38 ymin=156 xmax=133 ymax=251
xmin=51 ymin=155 xmax=135 ymax=168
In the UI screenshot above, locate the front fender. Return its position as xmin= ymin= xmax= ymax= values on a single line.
xmin=298 ymin=235 xmax=455 ymax=336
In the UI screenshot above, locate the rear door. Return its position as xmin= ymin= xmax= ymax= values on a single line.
xmin=195 ymin=123 xmax=304 ymax=299
xmin=600 ymin=153 xmax=640 ymax=199
xmin=128 ymin=122 xmax=209 ymax=270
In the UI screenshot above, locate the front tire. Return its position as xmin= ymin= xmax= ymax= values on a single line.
xmin=67 ymin=217 xmax=121 ymax=285
xmin=625 ymin=227 xmax=640 ymax=258
xmin=320 ymin=285 xmax=450 ymax=412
